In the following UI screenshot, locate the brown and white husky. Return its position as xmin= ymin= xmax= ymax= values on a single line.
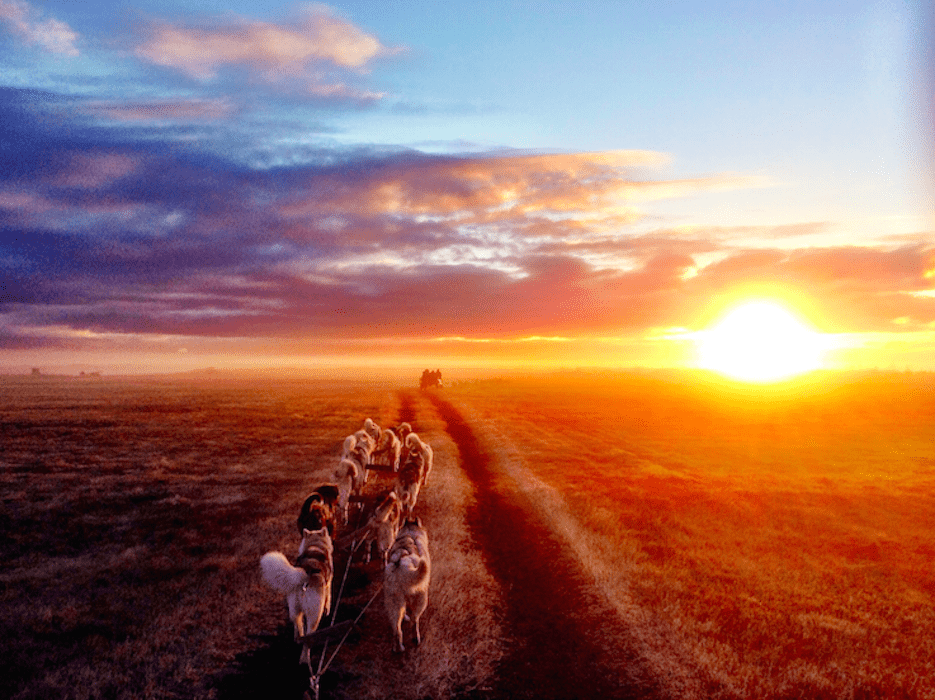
xmin=260 ymin=526 xmax=334 ymax=665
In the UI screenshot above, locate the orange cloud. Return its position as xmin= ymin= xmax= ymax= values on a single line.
xmin=277 ymin=150 xmax=757 ymax=227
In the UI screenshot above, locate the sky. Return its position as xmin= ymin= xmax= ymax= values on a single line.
xmin=0 ymin=0 xmax=933 ymax=375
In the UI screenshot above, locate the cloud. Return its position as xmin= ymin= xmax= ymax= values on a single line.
xmin=3 ymin=86 xmax=932 ymax=358
xmin=273 ymin=149 xmax=747 ymax=223
xmin=0 ymin=0 xmax=78 ymax=55
xmin=684 ymin=244 xmax=935 ymax=332
xmin=82 ymin=99 xmax=237 ymax=123
xmin=694 ymin=245 xmax=933 ymax=294
xmin=668 ymin=221 xmax=831 ymax=241
xmin=132 ymin=5 xmax=399 ymax=99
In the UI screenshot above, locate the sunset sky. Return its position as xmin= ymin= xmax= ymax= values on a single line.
xmin=1 ymin=0 xmax=933 ymax=375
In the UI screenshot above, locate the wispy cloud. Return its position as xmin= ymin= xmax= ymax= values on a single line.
xmin=132 ymin=5 xmax=400 ymax=100
xmin=82 ymin=98 xmax=237 ymax=123
xmin=0 ymin=0 xmax=78 ymax=55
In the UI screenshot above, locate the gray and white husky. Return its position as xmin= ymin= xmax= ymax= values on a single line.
xmin=260 ymin=526 xmax=334 ymax=665
xmin=384 ymin=517 xmax=430 ymax=652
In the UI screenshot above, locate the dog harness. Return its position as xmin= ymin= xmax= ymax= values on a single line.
xmin=297 ymin=547 xmax=332 ymax=591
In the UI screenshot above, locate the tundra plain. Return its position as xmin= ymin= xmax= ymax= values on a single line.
xmin=1 ymin=370 xmax=933 ymax=699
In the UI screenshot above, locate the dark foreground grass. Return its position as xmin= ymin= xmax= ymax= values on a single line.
xmin=0 ymin=376 xmax=501 ymax=699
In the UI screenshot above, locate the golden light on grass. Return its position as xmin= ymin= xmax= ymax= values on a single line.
xmin=695 ymin=300 xmax=826 ymax=382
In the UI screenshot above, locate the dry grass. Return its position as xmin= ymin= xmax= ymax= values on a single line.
xmin=444 ymin=370 xmax=935 ymax=700
xmin=7 ymin=368 xmax=932 ymax=699
xmin=0 ymin=375 xmax=502 ymax=699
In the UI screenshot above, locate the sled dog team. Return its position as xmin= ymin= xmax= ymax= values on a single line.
xmin=260 ymin=417 xmax=433 ymax=660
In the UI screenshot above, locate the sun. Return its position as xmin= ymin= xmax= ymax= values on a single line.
xmin=695 ymin=300 xmax=826 ymax=382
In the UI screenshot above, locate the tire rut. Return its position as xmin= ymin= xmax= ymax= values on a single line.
xmin=425 ymin=392 xmax=660 ymax=700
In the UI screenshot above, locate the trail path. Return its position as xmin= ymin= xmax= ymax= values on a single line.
xmin=425 ymin=392 xmax=660 ymax=700
xmin=218 ymin=388 xmax=659 ymax=699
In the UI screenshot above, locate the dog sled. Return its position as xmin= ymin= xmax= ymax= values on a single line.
xmin=419 ymin=368 xmax=443 ymax=390
xmin=265 ymin=418 xmax=431 ymax=699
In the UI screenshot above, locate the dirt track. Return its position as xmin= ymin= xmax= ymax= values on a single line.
xmin=426 ymin=393 xmax=660 ymax=700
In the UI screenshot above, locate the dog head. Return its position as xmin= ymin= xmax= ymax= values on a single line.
xmin=364 ymin=417 xmax=382 ymax=441
xmin=297 ymin=492 xmax=337 ymax=535
xmin=312 ymin=483 xmax=340 ymax=507
xmin=353 ymin=429 xmax=374 ymax=448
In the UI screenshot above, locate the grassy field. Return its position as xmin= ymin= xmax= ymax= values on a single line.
xmin=444 ymin=370 xmax=935 ymax=699
xmin=0 ymin=375 xmax=501 ymax=700
xmin=3 ymin=369 xmax=933 ymax=699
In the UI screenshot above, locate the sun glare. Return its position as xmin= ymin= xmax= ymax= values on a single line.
xmin=696 ymin=301 xmax=826 ymax=382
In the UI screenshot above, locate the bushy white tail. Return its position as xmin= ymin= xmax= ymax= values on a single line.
xmin=260 ymin=551 xmax=306 ymax=594
xmin=400 ymin=554 xmax=421 ymax=573
xmin=388 ymin=549 xmax=425 ymax=576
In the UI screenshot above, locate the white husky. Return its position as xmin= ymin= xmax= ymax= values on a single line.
xmin=363 ymin=417 xmax=382 ymax=445
xmin=332 ymin=457 xmax=359 ymax=525
xmin=384 ymin=517 xmax=430 ymax=652
xmin=260 ymin=526 xmax=334 ymax=665
xmin=343 ymin=432 xmax=373 ymax=492
xmin=372 ymin=427 xmax=403 ymax=471
xmin=360 ymin=490 xmax=402 ymax=565
xmin=405 ymin=432 xmax=434 ymax=487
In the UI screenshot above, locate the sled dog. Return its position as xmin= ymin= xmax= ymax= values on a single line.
xmin=371 ymin=427 xmax=403 ymax=471
xmin=394 ymin=450 xmax=424 ymax=517
xmin=360 ymin=490 xmax=402 ymax=565
xmin=260 ymin=526 xmax=334 ymax=665
xmin=297 ymin=483 xmax=340 ymax=537
xmin=384 ymin=517 xmax=430 ymax=652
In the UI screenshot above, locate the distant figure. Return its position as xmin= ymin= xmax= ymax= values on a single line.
xmin=31 ymin=368 xmax=41 ymax=376
xmin=419 ymin=369 xmax=443 ymax=390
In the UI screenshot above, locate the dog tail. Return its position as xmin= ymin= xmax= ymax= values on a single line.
xmin=391 ymin=552 xmax=426 ymax=577
xmin=260 ymin=551 xmax=307 ymax=594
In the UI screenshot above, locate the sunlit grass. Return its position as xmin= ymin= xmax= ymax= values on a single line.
xmin=446 ymin=369 xmax=935 ymax=699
